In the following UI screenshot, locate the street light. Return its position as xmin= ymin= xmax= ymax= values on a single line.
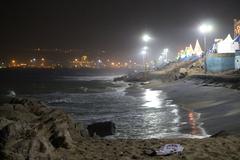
xmin=143 ymin=46 xmax=149 ymax=50
xmin=141 ymin=50 xmax=147 ymax=55
xmin=199 ymin=24 xmax=213 ymax=73
xmin=141 ymin=34 xmax=152 ymax=71
xmin=199 ymin=24 xmax=213 ymax=51
xmin=140 ymin=49 xmax=147 ymax=73
xmin=142 ymin=34 xmax=151 ymax=42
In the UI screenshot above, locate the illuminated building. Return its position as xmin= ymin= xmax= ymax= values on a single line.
xmin=0 ymin=62 xmax=6 ymax=69
xmin=72 ymin=55 xmax=95 ymax=68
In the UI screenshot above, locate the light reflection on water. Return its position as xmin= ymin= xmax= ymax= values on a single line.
xmin=142 ymin=89 xmax=163 ymax=108
xmin=141 ymin=89 xmax=180 ymax=138
xmin=140 ymin=89 xmax=208 ymax=139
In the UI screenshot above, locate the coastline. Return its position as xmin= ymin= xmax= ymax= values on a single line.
xmin=144 ymin=79 xmax=240 ymax=135
xmin=1 ymin=98 xmax=240 ymax=159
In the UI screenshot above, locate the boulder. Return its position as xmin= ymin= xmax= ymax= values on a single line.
xmin=0 ymin=121 xmax=32 ymax=143
xmin=0 ymin=118 xmax=13 ymax=130
xmin=179 ymin=68 xmax=188 ymax=75
xmin=0 ymin=98 xmax=86 ymax=159
xmin=178 ymin=68 xmax=188 ymax=79
xmin=49 ymin=129 xmax=72 ymax=149
xmin=113 ymin=75 xmax=128 ymax=82
xmin=87 ymin=121 xmax=116 ymax=137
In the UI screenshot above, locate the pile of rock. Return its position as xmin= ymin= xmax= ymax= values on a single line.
xmin=0 ymin=98 xmax=118 ymax=159
xmin=114 ymin=72 xmax=150 ymax=82
xmin=0 ymin=98 xmax=88 ymax=159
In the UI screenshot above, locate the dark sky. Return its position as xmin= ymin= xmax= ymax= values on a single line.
xmin=0 ymin=0 xmax=239 ymax=61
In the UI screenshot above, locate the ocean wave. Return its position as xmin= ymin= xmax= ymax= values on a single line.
xmin=60 ymin=75 xmax=124 ymax=81
xmin=47 ymin=97 xmax=73 ymax=104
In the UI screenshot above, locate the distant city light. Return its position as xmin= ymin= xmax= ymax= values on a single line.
xmin=41 ymin=58 xmax=45 ymax=61
xmin=74 ymin=58 xmax=78 ymax=61
xmin=11 ymin=60 xmax=16 ymax=64
xmin=33 ymin=58 xmax=36 ymax=62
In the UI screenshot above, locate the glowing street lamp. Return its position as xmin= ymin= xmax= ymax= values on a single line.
xmin=141 ymin=50 xmax=147 ymax=55
xmin=142 ymin=34 xmax=151 ymax=43
xmin=199 ymin=23 xmax=213 ymax=73
xmin=199 ymin=24 xmax=213 ymax=34
xmin=143 ymin=46 xmax=149 ymax=50
xmin=199 ymin=24 xmax=213 ymax=51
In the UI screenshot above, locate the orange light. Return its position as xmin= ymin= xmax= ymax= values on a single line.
xmin=11 ymin=60 xmax=16 ymax=64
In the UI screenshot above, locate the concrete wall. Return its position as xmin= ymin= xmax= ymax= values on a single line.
xmin=235 ymin=51 xmax=240 ymax=70
xmin=206 ymin=53 xmax=235 ymax=73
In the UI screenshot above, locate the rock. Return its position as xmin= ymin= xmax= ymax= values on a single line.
xmin=0 ymin=117 xmax=13 ymax=129
xmin=13 ymin=104 xmax=28 ymax=112
xmin=0 ymin=98 xmax=86 ymax=159
xmin=75 ymin=123 xmax=89 ymax=137
xmin=0 ymin=121 xmax=31 ymax=143
xmin=0 ymin=104 xmax=14 ymax=111
xmin=179 ymin=68 xmax=188 ymax=79
xmin=126 ymin=72 xmax=148 ymax=82
xmin=87 ymin=121 xmax=116 ymax=137
xmin=6 ymin=90 xmax=16 ymax=98
xmin=113 ymin=75 xmax=127 ymax=82
xmin=49 ymin=130 xmax=72 ymax=149
xmin=179 ymin=68 xmax=188 ymax=75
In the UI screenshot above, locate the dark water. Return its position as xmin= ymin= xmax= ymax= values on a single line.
xmin=0 ymin=68 xmax=208 ymax=139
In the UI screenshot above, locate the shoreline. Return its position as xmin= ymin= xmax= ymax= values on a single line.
xmin=144 ymin=79 xmax=240 ymax=135
xmin=0 ymin=98 xmax=240 ymax=159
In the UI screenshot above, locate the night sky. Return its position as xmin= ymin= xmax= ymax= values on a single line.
xmin=0 ymin=0 xmax=239 ymax=61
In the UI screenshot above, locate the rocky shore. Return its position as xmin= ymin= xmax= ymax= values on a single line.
xmin=0 ymin=98 xmax=240 ymax=160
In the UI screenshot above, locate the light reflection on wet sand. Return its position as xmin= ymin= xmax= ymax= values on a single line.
xmin=141 ymin=89 xmax=208 ymax=138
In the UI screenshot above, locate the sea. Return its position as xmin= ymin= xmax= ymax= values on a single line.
xmin=0 ymin=68 xmax=208 ymax=139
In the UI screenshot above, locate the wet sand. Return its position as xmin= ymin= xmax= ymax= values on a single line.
xmin=146 ymin=79 xmax=240 ymax=135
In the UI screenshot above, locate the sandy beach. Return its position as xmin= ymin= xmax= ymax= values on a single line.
xmin=1 ymin=95 xmax=240 ymax=160
xmin=145 ymin=78 xmax=240 ymax=135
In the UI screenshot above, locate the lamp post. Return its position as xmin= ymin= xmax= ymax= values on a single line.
xmin=141 ymin=50 xmax=147 ymax=71
xmin=141 ymin=34 xmax=151 ymax=69
xmin=199 ymin=24 xmax=213 ymax=73
xmin=141 ymin=49 xmax=147 ymax=81
xmin=199 ymin=24 xmax=213 ymax=51
xmin=140 ymin=34 xmax=152 ymax=80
